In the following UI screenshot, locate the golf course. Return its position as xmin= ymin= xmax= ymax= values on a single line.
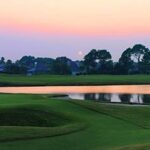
xmin=2 ymin=0 xmax=150 ymax=149
xmin=0 ymin=75 xmax=149 ymax=150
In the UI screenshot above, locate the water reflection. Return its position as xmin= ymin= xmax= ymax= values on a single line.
xmin=119 ymin=94 xmax=131 ymax=103
xmin=69 ymin=93 xmax=150 ymax=104
xmin=0 ymin=85 xmax=150 ymax=105
xmin=84 ymin=93 xmax=111 ymax=102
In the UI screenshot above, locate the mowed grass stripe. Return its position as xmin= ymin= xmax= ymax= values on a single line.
xmin=0 ymin=74 xmax=150 ymax=86
xmin=69 ymin=100 xmax=150 ymax=129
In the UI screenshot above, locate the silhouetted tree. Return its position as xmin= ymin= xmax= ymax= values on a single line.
xmin=117 ymin=48 xmax=133 ymax=74
xmin=84 ymin=49 xmax=97 ymax=74
xmin=140 ymin=51 xmax=150 ymax=73
xmin=52 ymin=57 xmax=71 ymax=75
xmin=84 ymin=49 xmax=113 ymax=74
xmin=19 ymin=56 xmax=35 ymax=68
xmin=0 ymin=57 xmax=5 ymax=64
xmin=97 ymin=50 xmax=113 ymax=74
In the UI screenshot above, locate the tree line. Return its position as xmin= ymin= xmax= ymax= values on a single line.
xmin=0 ymin=44 xmax=150 ymax=75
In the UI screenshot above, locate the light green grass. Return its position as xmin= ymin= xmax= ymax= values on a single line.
xmin=115 ymin=143 xmax=150 ymax=150
xmin=0 ymin=94 xmax=149 ymax=150
xmin=0 ymin=74 xmax=150 ymax=86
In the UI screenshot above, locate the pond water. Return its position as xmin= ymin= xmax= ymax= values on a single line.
xmin=69 ymin=93 xmax=150 ymax=104
xmin=0 ymin=85 xmax=150 ymax=104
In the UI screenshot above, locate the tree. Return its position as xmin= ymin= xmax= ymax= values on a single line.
xmin=0 ymin=57 xmax=5 ymax=64
xmin=5 ymin=60 xmax=27 ymax=74
xmin=116 ymin=44 xmax=150 ymax=74
xmin=35 ymin=57 xmax=54 ymax=74
xmin=97 ymin=50 xmax=113 ymax=74
xmin=52 ymin=57 xmax=71 ymax=75
xmin=84 ymin=49 xmax=113 ymax=74
xmin=117 ymin=48 xmax=133 ymax=74
xmin=140 ymin=51 xmax=150 ymax=73
xmin=84 ymin=49 xmax=97 ymax=74
xmin=5 ymin=60 xmax=13 ymax=73
xmin=19 ymin=56 xmax=35 ymax=68
xmin=131 ymin=44 xmax=149 ymax=73
xmin=97 ymin=50 xmax=112 ymax=63
xmin=131 ymin=44 xmax=149 ymax=63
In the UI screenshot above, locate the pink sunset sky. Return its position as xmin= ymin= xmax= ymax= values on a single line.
xmin=0 ymin=0 xmax=150 ymax=61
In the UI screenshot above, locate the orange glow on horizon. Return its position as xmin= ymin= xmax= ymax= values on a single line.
xmin=0 ymin=0 xmax=150 ymax=36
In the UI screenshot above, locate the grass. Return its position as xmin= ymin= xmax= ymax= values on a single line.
xmin=0 ymin=74 xmax=150 ymax=86
xmin=115 ymin=143 xmax=150 ymax=150
xmin=0 ymin=94 xmax=149 ymax=149
xmin=0 ymin=103 xmax=85 ymax=142
xmin=0 ymin=105 xmax=70 ymax=127
xmin=70 ymin=100 xmax=150 ymax=128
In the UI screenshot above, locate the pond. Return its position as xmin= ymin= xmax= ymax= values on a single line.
xmin=0 ymin=85 xmax=150 ymax=104
xmin=69 ymin=93 xmax=150 ymax=104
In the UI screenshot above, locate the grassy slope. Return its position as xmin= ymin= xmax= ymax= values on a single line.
xmin=0 ymin=74 xmax=150 ymax=86
xmin=0 ymin=95 xmax=85 ymax=142
xmin=70 ymin=100 xmax=150 ymax=128
xmin=0 ymin=94 xmax=149 ymax=149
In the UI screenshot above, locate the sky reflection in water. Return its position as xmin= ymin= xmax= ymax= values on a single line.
xmin=0 ymin=85 xmax=149 ymax=104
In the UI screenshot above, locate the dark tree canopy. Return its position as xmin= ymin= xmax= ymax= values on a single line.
xmin=97 ymin=50 xmax=112 ymax=62
xmin=84 ymin=49 xmax=98 ymax=73
xmin=84 ymin=49 xmax=113 ymax=74
xmin=131 ymin=44 xmax=149 ymax=63
xmin=52 ymin=57 xmax=71 ymax=75
xmin=116 ymin=45 xmax=150 ymax=74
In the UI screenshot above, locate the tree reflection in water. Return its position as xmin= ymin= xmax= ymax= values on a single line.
xmin=142 ymin=95 xmax=150 ymax=104
xmin=70 ymin=93 xmax=150 ymax=105
xmin=119 ymin=94 xmax=132 ymax=104
xmin=84 ymin=93 xmax=111 ymax=102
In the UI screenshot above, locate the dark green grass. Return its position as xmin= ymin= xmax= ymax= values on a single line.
xmin=0 ymin=94 xmax=150 ymax=149
xmin=0 ymin=74 xmax=150 ymax=86
xmin=0 ymin=105 xmax=70 ymax=127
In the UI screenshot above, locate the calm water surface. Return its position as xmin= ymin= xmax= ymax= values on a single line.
xmin=69 ymin=93 xmax=150 ymax=104
xmin=0 ymin=85 xmax=150 ymax=104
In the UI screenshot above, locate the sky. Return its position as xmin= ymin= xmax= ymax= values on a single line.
xmin=0 ymin=0 xmax=150 ymax=61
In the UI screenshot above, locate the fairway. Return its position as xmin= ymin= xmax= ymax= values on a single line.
xmin=0 ymin=74 xmax=150 ymax=86
xmin=2 ymin=0 xmax=150 ymax=150
xmin=0 ymin=94 xmax=149 ymax=150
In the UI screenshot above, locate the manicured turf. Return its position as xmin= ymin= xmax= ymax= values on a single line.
xmin=0 ymin=74 xmax=150 ymax=86
xmin=0 ymin=105 xmax=70 ymax=127
xmin=115 ymin=144 xmax=150 ymax=150
xmin=0 ymin=94 xmax=150 ymax=150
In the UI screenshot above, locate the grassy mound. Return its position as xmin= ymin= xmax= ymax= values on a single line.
xmin=0 ymin=104 xmax=85 ymax=142
xmin=0 ymin=106 xmax=69 ymax=127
